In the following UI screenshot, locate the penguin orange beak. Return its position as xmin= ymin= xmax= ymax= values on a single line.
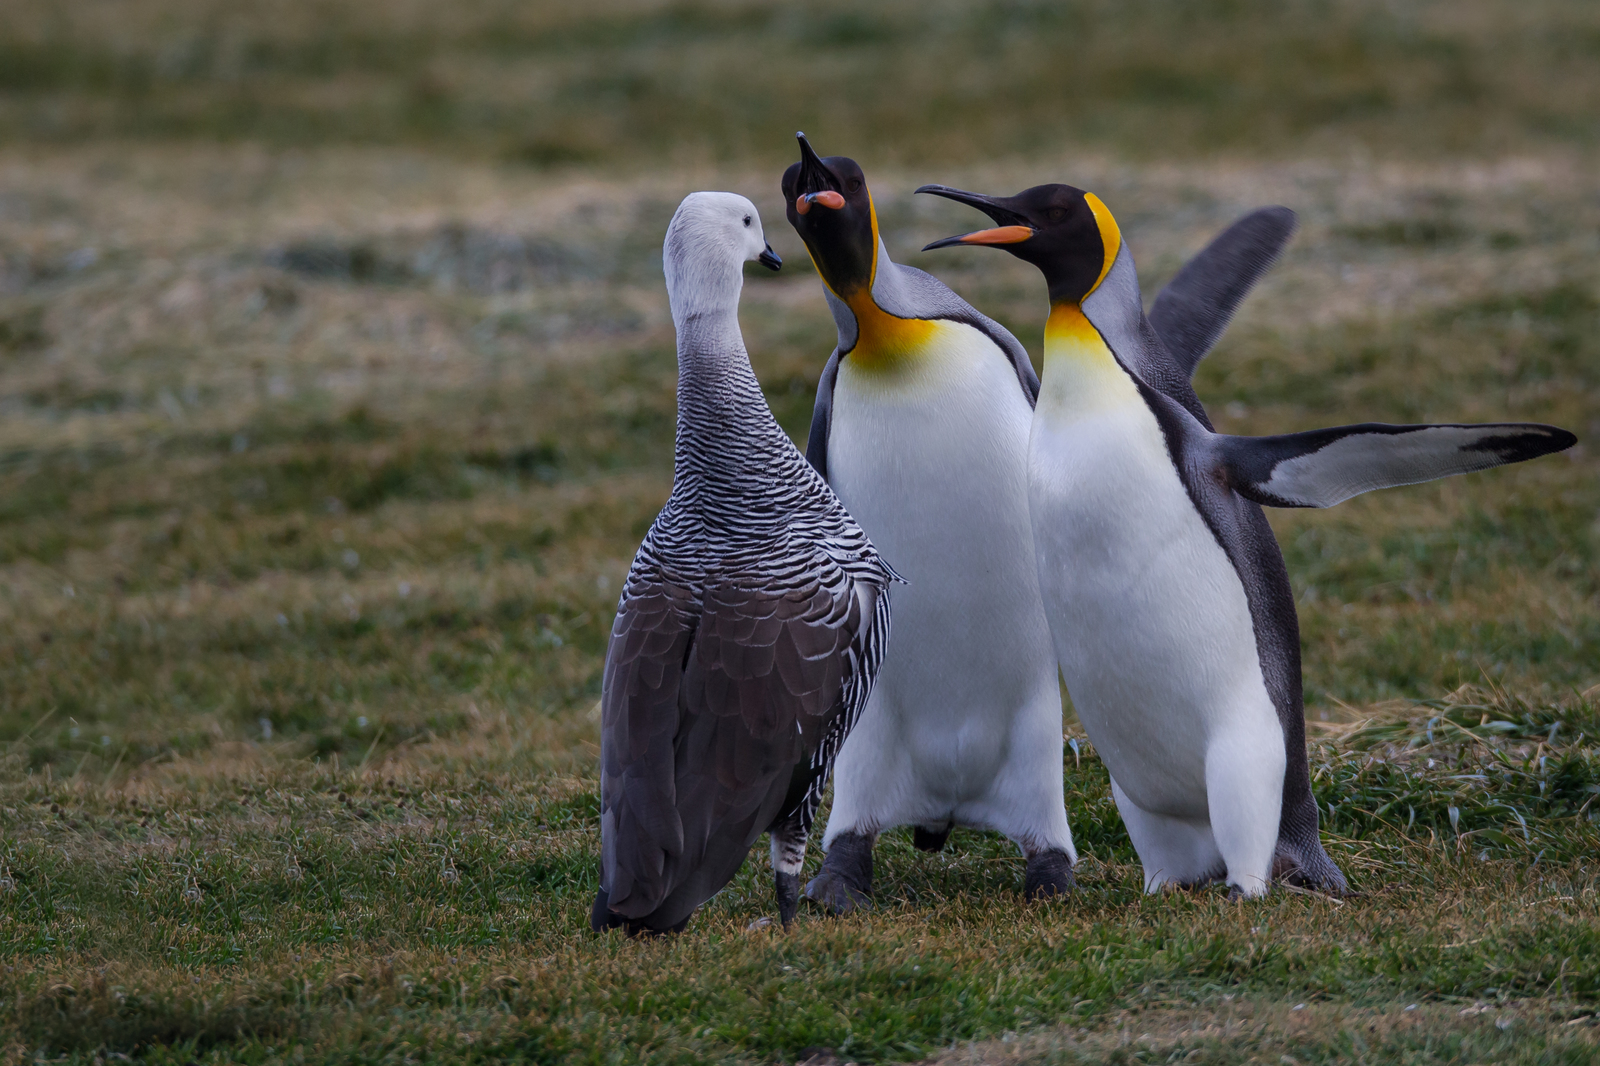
xmin=922 ymin=225 xmax=1033 ymax=250
xmin=915 ymin=183 xmax=1035 ymax=250
xmin=795 ymin=191 xmax=846 ymax=215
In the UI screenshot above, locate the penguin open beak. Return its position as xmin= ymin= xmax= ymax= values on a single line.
xmin=922 ymin=225 xmax=1033 ymax=250
xmin=758 ymin=243 xmax=782 ymax=271
xmin=915 ymin=184 xmax=1035 ymax=250
xmin=794 ymin=132 xmax=841 ymax=198
xmin=795 ymin=191 xmax=845 ymax=215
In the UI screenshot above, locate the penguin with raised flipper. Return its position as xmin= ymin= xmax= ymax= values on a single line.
xmin=782 ymin=135 xmax=1300 ymax=912
xmin=919 ymin=180 xmax=1576 ymax=897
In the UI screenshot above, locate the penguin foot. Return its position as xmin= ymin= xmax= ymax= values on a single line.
xmin=1273 ymin=848 xmax=1350 ymax=896
xmin=776 ymin=870 xmax=801 ymax=928
xmin=805 ymin=831 xmax=874 ymax=914
xmin=1023 ymin=848 xmax=1075 ymax=900
xmin=912 ymin=825 xmax=952 ymax=853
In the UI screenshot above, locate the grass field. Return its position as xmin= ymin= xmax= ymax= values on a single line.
xmin=1 ymin=0 xmax=1599 ymax=1061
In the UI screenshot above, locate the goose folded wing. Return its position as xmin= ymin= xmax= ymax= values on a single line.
xmin=1148 ymin=206 xmax=1297 ymax=378
xmin=673 ymin=575 xmax=863 ymax=863
xmin=1214 ymin=422 xmax=1577 ymax=509
xmin=599 ymin=583 xmax=695 ymax=919
xmin=601 ymin=569 xmax=869 ymax=920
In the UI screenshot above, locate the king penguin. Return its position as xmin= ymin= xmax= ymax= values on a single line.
xmin=779 ymin=136 xmax=1292 ymax=910
xmin=782 ymin=135 xmax=1076 ymax=909
xmin=919 ymin=180 xmax=1577 ymax=897
xmin=591 ymin=192 xmax=896 ymax=934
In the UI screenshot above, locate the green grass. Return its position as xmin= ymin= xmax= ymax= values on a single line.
xmin=0 ymin=146 xmax=1596 ymax=1060
xmin=3 ymin=690 xmax=1600 ymax=1062
xmin=1 ymin=0 xmax=1598 ymax=1061
xmin=0 ymin=146 xmax=1595 ymax=1059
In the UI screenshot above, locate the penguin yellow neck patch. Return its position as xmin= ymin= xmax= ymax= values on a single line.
xmin=1039 ymin=302 xmax=1136 ymax=413
xmin=825 ymin=192 xmax=940 ymax=372
xmin=1044 ymin=303 xmax=1103 ymax=350
xmin=843 ymin=297 xmax=940 ymax=371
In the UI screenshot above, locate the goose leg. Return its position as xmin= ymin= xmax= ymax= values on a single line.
xmin=769 ymin=824 xmax=808 ymax=928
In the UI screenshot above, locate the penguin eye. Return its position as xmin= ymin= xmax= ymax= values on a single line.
xmin=742 ymin=215 xmax=752 ymax=227
xmin=1046 ymin=207 xmax=1067 ymax=222
xmin=847 ymin=179 xmax=862 ymax=194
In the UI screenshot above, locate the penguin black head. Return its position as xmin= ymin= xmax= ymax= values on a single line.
xmin=782 ymin=133 xmax=878 ymax=297
xmin=917 ymin=183 xmax=1122 ymax=306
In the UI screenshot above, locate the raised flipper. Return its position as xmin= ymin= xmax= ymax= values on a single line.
xmin=1215 ymin=422 xmax=1577 ymax=509
xmin=1149 ymin=207 xmax=1298 ymax=378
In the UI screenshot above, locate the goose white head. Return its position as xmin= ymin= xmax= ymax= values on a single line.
xmin=663 ymin=192 xmax=781 ymax=329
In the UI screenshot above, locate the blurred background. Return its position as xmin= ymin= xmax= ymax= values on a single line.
xmin=4 ymin=0 xmax=1599 ymax=163
xmin=1 ymin=0 xmax=1597 ymax=768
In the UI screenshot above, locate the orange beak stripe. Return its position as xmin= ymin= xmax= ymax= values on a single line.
xmin=795 ymin=191 xmax=846 ymax=215
xmin=958 ymin=225 xmax=1034 ymax=245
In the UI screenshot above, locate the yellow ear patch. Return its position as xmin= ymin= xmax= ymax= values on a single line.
xmin=1083 ymin=192 xmax=1122 ymax=297
xmin=866 ymin=192 xmax=881 ymax=292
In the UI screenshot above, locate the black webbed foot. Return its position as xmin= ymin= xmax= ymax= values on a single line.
xmin=804 ymin=831 xmax=874 ymax=914
xmin=1023 ymin=848 xmax=1075 ymax=901
xmin=912 ymin=824 xmax=952 ymax=852
xmin=1273 ymin=846 xmax=1350 ymax=896
xmin=590 ymin=885 xmax=619 ymax=932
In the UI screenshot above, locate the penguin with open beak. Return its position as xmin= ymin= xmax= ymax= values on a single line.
xmin=920 ymin=180 xmax=1576 ymax=897
xmin=782 ymin=134 xmax=1077 ymax=911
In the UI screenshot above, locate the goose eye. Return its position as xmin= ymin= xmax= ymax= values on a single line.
xmin=743 ymin=215 xmax=752 ymax=227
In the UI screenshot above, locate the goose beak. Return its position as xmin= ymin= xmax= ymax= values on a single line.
xmin=758 ymin=243 xmax=782 ymax=271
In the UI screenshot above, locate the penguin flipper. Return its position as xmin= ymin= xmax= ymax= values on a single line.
xmin=1215 ymin=421 xmax=1577 ymax=509
xmin=805 ymin=348 xmax=843 ymax=481
xmin=1148 ymin=206 xmax=1297 ymax=379
xmin=877 ymin=261 xmax=1040 ymax=405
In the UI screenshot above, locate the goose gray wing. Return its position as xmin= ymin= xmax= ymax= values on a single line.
xmin=1213 ymin=421 xmax=1578 ymax=509
xmin=598 ymin=559 xmax=885 ymax=927
xmin=596 ymin=580 xmax=695 ymax=924
xmin=1148 ymin=206 xmax=1297 ymax=378
xmin=779 ymin=573 xmax=891 ymax=835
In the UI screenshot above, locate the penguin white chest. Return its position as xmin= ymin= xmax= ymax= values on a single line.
xmin=1028 ymin=321 xmax=1279 ymax=820
xmin=826 ymin=320 xmax=1058 ymax=804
